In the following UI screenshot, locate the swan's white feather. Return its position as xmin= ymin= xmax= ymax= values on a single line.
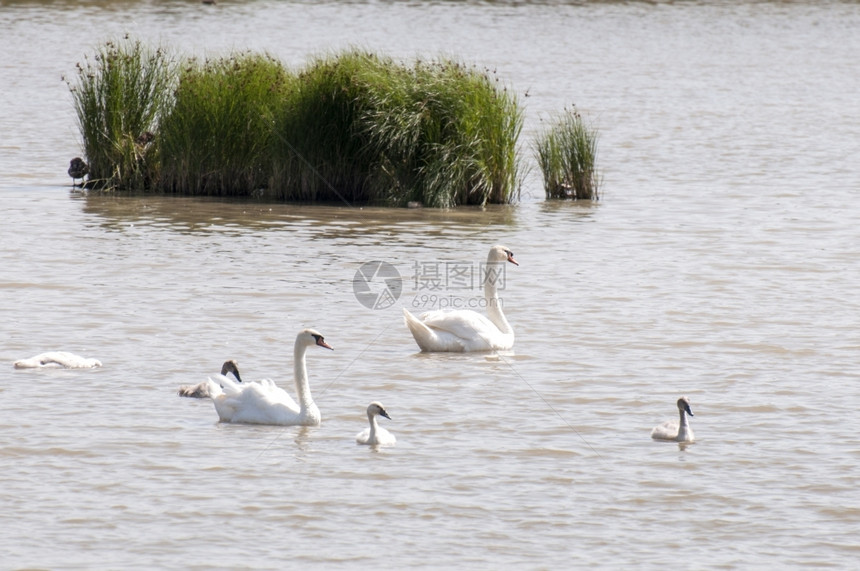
xmin=403 ymin=308 xmax=506 ymax=352
xmin=14 ymin=351 xmax=102 ymax=369
xmin=650 ymin=420 xmax=683 ymax=441
xmin=355 ymin=425 xmax=397 ymax=446
xmin=209 ymin=375 xmax=302 ymax=425
xmin=419 ymin=309 xmax=501 ymax=345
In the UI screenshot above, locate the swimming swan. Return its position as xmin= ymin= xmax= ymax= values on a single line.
xmin=651 ymin=396 xmax=695 ymax=442
xmin=178 ymin=360 xmax=243 ymax=398
xmin=356 ymin=401 xmax=396 ymax=446
xmin=403 ymin=245 xmax=518 ymax=352
xmin=14 ymin=351 xmax=102 ymax=369
xmin=206 ymin=329 xmax=332 ymax=426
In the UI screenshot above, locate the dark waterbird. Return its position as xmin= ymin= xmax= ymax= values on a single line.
xmin=67 ymin=157 xmax=88 ymax=187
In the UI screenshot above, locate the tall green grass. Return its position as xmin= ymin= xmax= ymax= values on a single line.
xmin=69 ymin=41 xmax=526 ymax=206
xmin=67 ymin=37 xmax=173 ymax=189
xmin=271 ymin=50 xmax=524 ymax=206
xmin=268 ymin=50 xmax=376 ymax=203
xmin=356 ymin=56 xmax=523 ymax=207
xmin=534 ymin=107 xmax=600 ymax=200
xmin=157 ymin=53 xmax=287 ymax=196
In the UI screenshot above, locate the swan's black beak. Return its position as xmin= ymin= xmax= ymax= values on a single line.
xmin=316 ymin=337 xmax=333 ymax=350
xmin=233 ymin=370 xmax=243 ymax=383
xmin=379 ymin=409 xmax=391 ymax=420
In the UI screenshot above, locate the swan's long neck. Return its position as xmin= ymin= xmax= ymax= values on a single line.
xmin=294 ymin=341 xmax=314 ymax=411
xmin=367 ymin=411 xmax=379 ymax=442
xmin=484 ymin=262 xmax=513 ymax=335
xmin=676 ymin=409 xmax=690 ymax=441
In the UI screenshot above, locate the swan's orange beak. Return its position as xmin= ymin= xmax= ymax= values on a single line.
xmin=316 ymin=338 xmax=333 ymax=350
xmin=507 ymin=253 xmax=519 ymax=266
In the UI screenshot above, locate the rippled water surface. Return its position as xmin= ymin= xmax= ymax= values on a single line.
xmin=2 ymin=1 xmax=860 ymax=568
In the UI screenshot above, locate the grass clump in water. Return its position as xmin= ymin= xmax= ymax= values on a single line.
xmin=67 ymin=36 xmax=173 ymax=189
xmin=157 ymin=53 xmax=288 ymax=196
xmin=357 ymin=55 xmax=524 ymax=207
xmin=69 ymin=42 xmax=525 ymax=206
xmin=272 ymin=50 xmax=524 ymax=207
xmin=534 ymin=106 xmax=599 ymax=200
xmin=268 ymin=50 xmax=375 ymax=203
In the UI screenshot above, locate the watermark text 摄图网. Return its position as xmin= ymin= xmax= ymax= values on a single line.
xmin=412 ymin=261 xmax=507 ymax=292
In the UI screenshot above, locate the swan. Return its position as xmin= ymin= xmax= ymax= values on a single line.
xmin=14 ymin=351 xmax=102 ymax=369
xmin=651 ymin=396 xmax=695 ymax=442
xmin=355 ymin=401 xmax=396 ymax=446
xmin=403 ymin=245 xmax=518 ymax=352
xmin=178 ymin=360 xmax=243 ymax=398
xmin=206 ymin=329 xmax=332 ymax=426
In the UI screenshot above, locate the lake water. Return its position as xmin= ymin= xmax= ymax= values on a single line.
xmin=2 ymin=1 xmax=860 ymax=568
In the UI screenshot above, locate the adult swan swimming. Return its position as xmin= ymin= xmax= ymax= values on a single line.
xmin=206 ymin=329 xmax=332 ymax=426
xmin=403 ymin=245 xmax=518 ymax=352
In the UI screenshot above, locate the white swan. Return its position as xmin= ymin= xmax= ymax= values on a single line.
xmin=14 ymin=351 xmax=102 ymax=369
xmin=403 ymin=245 xmax=518 ymax=352
xmin=206 ymin=329 xmax=332 ymax=426
xmin=178 ymin=360 xmax=243 ymax=399
xmin=651 ymin=396 xmax=695 ymax=442
xmin=355 ymin=401 xmax=396 ymax=446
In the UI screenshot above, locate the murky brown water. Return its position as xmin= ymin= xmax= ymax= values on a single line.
xmin=2 ymin=1 xmax=860 ymax=568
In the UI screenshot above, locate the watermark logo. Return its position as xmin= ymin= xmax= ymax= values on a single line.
xmin=353 ymin=261 xmax=403 ymax=310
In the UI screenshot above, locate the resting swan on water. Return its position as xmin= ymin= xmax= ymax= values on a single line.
xmin=14 ymin=351 xmax=102 ymax=369
xmin=403 ymin=245 xmax=518 ymax=352
xmin=356 ymin=401 xmax=396 ymax=446
xmin=206 ymin=329 xmax=332 ymax=426
xmin=651 ymin=396 xmax=695 ymax=443
xmin=178 ymin=360 xmax=243 ymax=398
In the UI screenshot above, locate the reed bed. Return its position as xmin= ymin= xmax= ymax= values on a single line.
xmin=157 ymin=53 xmax=287 ymax=196
xmin=271 ymin=50 xmax=524 ymax=206
xmin=534 ymin=107 xmax=600 ymax=200
xmin=353 ymin=55 xmax=524 ymax=207
xmin=66 ymin=37 xmax=173 ymax=190
xmin=268 ymin=50 xmax=375 ymax=203
xmin=68 ymin=41 xmax=530 ymax=206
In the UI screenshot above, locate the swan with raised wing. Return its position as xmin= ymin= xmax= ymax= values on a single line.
xmin=356 ymin=401 xmax=396 ymax=446
xmin=14 ymin=351 xmax=102 ymax=369
xmin=206 ymin=329 xmax=332 ymax=426
xmin=651 ymin=396 xmax=695 ymax=442
xmin=178 ymin=360 xmax=243 ymax=398
xmin=403 ymin=245 xmax=518 ymax=352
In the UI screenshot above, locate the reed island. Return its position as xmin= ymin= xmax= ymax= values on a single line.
xmin=67 ymin=38 xmax=598 ymax=206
